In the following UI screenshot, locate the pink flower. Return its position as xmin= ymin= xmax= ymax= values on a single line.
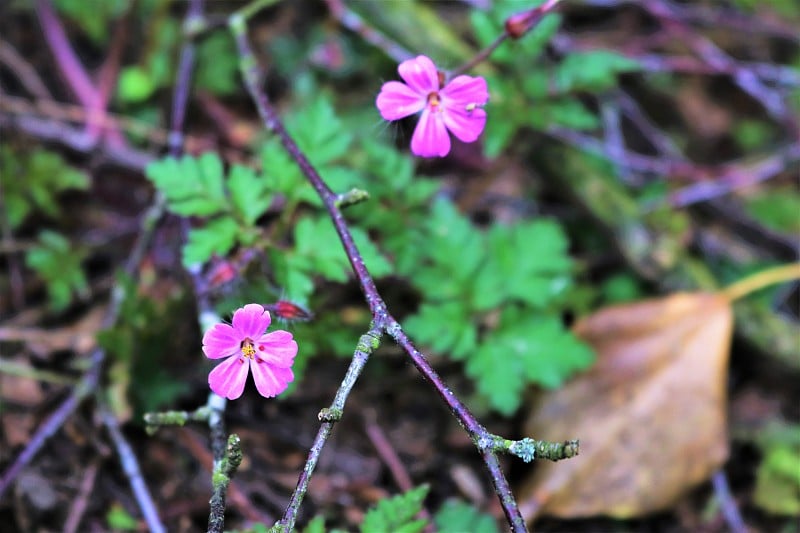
xmin=202 ymin=304 xmax=298 ymax=400
xmin=376 ymin=55 xmax=489 ymax=158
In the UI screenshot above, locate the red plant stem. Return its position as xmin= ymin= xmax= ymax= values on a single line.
xmin=34 ymin=0 xmax=124 ymax=144
xmin=231 ymin=19 xmax=527 ymax=532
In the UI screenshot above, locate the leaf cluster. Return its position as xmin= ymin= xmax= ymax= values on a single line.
xmin=145 ymin=152 xmax=271 ymax=267
xmin=1 ymin=147 xmax=91 ymax=311
xmin=471 ymin=0 xmax=640 ymax=157
xmin=146 ymin=88 xmax=592 ymax=415
xmin=279 ymin=486 xmax=499 ymax=533
xmin=398 ymin=200 xmax=593 ymax=415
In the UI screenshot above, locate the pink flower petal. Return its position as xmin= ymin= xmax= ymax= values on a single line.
xmin=256 ymin=331 xmax=298 ymax=368
xmin=232 ymin=303 xmax=270 ymax=339
xmin=440 ymin=75 xmax=489 ymax=106
xmin=202 ymin=323 xmax=241 ymax=359
xmin=411 ymin=110 xmax=451 ymax=157
xmin=442 ymin=106 xmax=487 ymax=143
xmin=250 ymin=360 xmax=294 ymax=398
xmin=376 ymin=81 xmax=426 ymax=120
xmin=398 ymin=55 xmax=439 ymax=94
xmin=208 ymin=356 xmax=250 ymax=400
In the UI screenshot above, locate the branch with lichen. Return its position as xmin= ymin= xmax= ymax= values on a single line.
xmin=228 ymin=4 xmax=578 ymax=532
xmin=208 ymin=435 xmax=243 ymax=533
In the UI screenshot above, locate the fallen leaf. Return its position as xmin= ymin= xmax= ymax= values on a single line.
xmin=0 ymin=304 xmax=105 ymax=358
xmin=518 ymin=292 xmax=733 ymax=521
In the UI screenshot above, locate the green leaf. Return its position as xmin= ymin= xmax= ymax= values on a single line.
xmin=302 ymin=515 xmax=327 ymax=533
xmin=117 ymin=65 xmax=156 ymax=103
xmin=105 ymin=503 xmax=138 ymax=531
xmin=404 ymin=302 xmax=477 ymax=360
xmin=472 ymin=220 xmax=573 ymax=310
xmin=269 ymin=250 xmax=316 ymax=305
xmin=182 ymin=217 xmax=239 ymax=267
xmin=749 ymin=421 xmax=800 ymax=516
xmin=195 ymin=32 xmax=239 ymax=95
xmin=754 ymin=444 xmax=800 ymax=515
xmin=293 ymin=216 xmax=392 ymax=283
xmin=434 ymin=500 xmax=499 ymax=533
xmin=0 ymin=147 xmax=89 ymax=228
xmin=145 ymin=153 xmax=229 ymax=217
xmin=25 ymin=230 xmax=89 ymax=311
xmin=545 ymin=98 xmax=601 ymax=130
xmin=744 ymin=189 xmax=800 ymax=234
xmin=555 ymin=50 xmax=640 ymax=93
xmin=53 ymin=0 xmax=129 ymax=44
xmin=287 ymin=94 xmax=353 ymax=168
xmin=261 ymin=140 xmax=319 ymax=206
xmin=228 ymin=164 xmax=271 ymax=226
xmin=403 ymin=200 xmax=484 ymax=301
xmin=361 ymin=485 xmax=429 ymax=533
xmin=467 ymin=308 xmax=594 ymax=415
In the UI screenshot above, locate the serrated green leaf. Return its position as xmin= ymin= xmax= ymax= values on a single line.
xmin=261 ymin=140 xmax=319 ymax=206
xmin=361 ymin=485 xmax=429 ymax=533
xmin=287 ymin=95 xmax=352 ymax=167
xmin=145 ymin=153 xmax=228 ymax=217
xmin=467 ymin=309 xmax=593 ymax=415
xmin=404 ymin=200 xmax=484 ymax=300
xmin=434 ymin=500 xmax=499 ymax=533
xmin=472 ymin=220 xmax=573 ymax=310
xmin=182 ymin=217 xmax=239 ymax=267
xmin=404 ymin=302 xmax=477 ymax=359
xmin=228 ymin=164 xmax=271 ymax=226
xmin=293 ymin=216 xmax=392 ymax=283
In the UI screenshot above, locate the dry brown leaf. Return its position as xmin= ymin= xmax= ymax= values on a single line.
xmin=518 ymin=292 xmax=733 ymax=521
xmin=0 ymin=304 xmax=105 ymax=358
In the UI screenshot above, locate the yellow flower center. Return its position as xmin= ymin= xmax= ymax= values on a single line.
xmin=241 ymin=340 xmax=256 ymax=359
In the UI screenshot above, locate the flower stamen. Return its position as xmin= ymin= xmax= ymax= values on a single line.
xmin=241 ymin=340 xmax=256 ymax=359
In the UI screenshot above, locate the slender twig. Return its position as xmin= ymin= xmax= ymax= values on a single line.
xmin=34 ymin=0 xmax=124 ymax=144
xmin=667 ymin=144 xmax=800 ymax=209
xmin=208 ymin=435 xmax=243 ymax=533
xmin=99 ymin=405 xmax=166 ymax=533
xmin=363 ymin=409 xmax=433 ymax=527
xmin=0 ymin=194 xmax=164 ymax=497
xmin=230 ymin=12 xmax=576 ymax=531
xmin=646 ymin=0 xmax=792 ymax=125
xmin=0 ymin=39 xmax=52 ymax=99
xmin=573 ymin=0 xmax=800 ymax=40
xmin=451 ymin=0 xmax=563 ymax=77
xmin=363 ymin=409 xmax=414 ymax=492
xmin=278 ymin=329 xmax=381 ymax=529
xmin=325 ymin=0 xmax=412 ymax=63
xmin=62 ymin=458 xmax=101 ymax=533
xmin=33 ymin=0 xmax=97 ymax=111
xmin=711 ymin=470 xmax=748 ymax=533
